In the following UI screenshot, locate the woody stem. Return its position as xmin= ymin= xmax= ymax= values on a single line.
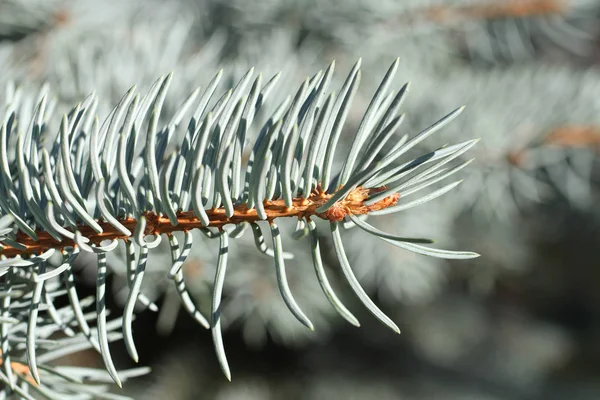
xmin=2 ymin=186 xmax=399 ymax=258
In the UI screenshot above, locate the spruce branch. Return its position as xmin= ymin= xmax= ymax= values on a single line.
xmin=0 ymin=58 xmax=478 ymax=387
xmin=2 ymin=186 xmax=399 ymax=259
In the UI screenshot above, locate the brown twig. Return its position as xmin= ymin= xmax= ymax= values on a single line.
xmin=424 ymin=0 xmax=569 ymax=23
xmin=505 ymin=124 xmax=600 ymax=167
xmin=544 ymin=125 xmax=600 ymax=150
xmin=2 ymin=186 xmax=399 ymax=259
xmin=0 ymin=350 xmax=36 ymax=386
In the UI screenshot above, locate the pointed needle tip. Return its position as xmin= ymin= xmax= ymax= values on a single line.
xmin=224 ymin=370 xmax=232 ymax=382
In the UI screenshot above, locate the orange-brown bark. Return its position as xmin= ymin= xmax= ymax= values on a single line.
xmin=506 ymin=125 xmax=600 ymax=167
xmin=425 ymin=0 xmax=568 ymax=23
xmin=544 ymin=125 xmax=600 ymax=149
xmin=2 ymin=186 xmax=399 ymax=259
xmin=0 ymin=350 xmax=35 ymax=385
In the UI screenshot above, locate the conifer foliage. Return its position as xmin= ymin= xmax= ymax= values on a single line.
xmin=0 ymin=57 xmax=477 ymax=394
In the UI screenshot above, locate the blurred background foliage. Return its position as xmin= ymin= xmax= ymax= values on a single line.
xmin=2 ymin=0 xmax=600 ymax=398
